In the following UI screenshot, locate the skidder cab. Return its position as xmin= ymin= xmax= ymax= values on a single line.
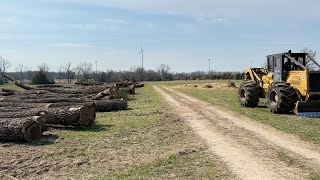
xmin=239 ymin=50 xmax=320 ymax=117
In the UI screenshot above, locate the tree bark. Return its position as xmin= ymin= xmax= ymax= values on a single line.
xmin=36 ymin=84 xmax=64 ymax=88
xmin=44 ymin=104 xmax=96 ymax=126
xmin=134 ymin=83 xmax=144 ymax=88
xmin=0 ymin=91 xmax=14 ymax=96
xmin=94 ymin=100 xmax=112 ymax=112
xmin=120 ymin=85 xmax=135 ymax=95
xmin=89 ymin=88 xmax=114 ymax=100
xmin=0 ymin=109 xmax=43 ymax=118
xmin=0 ymin=116 xmax=44 ymax=142
xmin=0 ymin=98 xmax=88 ymax=104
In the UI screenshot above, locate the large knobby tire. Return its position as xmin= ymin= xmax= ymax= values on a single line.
xmin=238 ymin=80 xmax=260 ymax=107
xmin=267 ymin=82 xmax=297 ymax=114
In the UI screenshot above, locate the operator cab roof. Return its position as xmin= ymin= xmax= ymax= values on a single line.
xmin=266 ymin=50 xmax=307 ymax=59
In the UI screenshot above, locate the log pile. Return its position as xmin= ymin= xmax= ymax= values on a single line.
xmin=0 ymin=74 xmax=144 ymax=142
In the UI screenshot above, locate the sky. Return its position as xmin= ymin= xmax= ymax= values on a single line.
xmin=1 ymin=0 xmax=320 ymax=72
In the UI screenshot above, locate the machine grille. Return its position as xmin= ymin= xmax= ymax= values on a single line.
xmin=309 ymin=73 xmax=320 ymax=92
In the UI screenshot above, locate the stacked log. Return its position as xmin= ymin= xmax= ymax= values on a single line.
xmin=0 ymin=88 xmax=15 ymax=96
xmin=121 ymin=85 xmax=136 ymax=95
xmin=0 ymin=74 xmax=141 ymax=142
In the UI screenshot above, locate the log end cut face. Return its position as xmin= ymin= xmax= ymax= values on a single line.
xmin=77 ymin=105 xmax=96 ymax=125
xmin=22 ymin=117 xmax=43 ymax=142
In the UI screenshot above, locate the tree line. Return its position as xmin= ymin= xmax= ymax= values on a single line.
xmin=1 ymin=48 xmax=317 ymax=84
xmin=0 ymin=59 xmax=242 ymax=84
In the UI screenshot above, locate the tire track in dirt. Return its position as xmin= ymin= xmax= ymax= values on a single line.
xmin=164 ymin=86 xmax=320 ymax=167
xmin=154 ymin=86 xmax=307 ymax=180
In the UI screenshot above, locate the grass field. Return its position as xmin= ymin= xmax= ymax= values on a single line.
xmin=2 ymin=80 xmax=319 ymax=179
xmin=163 ymin=80 xmax=320 ymax=145
xmin=0 ymin=83 xmax=233 ymax=179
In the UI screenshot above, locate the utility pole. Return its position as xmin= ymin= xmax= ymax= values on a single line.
xmin=142 ymin=50 xmax=144 ymax=69
xmin=95 ymin=60 xmax=98 ymax=74
xmin=95 ymin=60 xmax=98 ymax=81
xmin=209 ymin=58 xmax=212 ymax=74
xmin=209 ymin=59 xmax=213 ymax=74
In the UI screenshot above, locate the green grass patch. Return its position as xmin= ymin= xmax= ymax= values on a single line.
xmin=150 ymin=80 xmax=241 ymax=87
xmin=276 ymin=151 xmax=295 ymax=166
xmin=111 ymin=152 xmax=230 ymax=180
xmin=174 ymin=84 xmax=320 ymax=145
xmin=52 ymin=84 xmax=162 ymax=139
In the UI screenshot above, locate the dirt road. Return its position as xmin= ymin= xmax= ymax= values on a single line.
xmin=155 ymin=86 xmax=320 ymax=180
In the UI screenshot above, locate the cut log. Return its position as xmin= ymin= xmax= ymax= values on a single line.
xmin=93 ymin=99 xmax=127 ymax=112
xmin=44 ymin=104 xmax=96 ymax=126
xmin=3 ymin=74 xmax=34 ymax=90
xmin=120 ymin=85 xmax=135 ymax=95
xmin=18 ymin=98 xmax=87 ymax=104
xmin=44 ymin=102 xmax=94 ymax=109
xmin=2 ymin=88 xmax=15 ymax=93
xmin=0 ymin=91 xmax=14 ymax=96
xmin=109 ymin=99 xmax=128 ymax=110
xmin=36 ymin=84 xmax=64 ymax=88
xmin=0 ymin=102 xmax=47 ymax=110
xmin=36 ymin=88 xmax=85 ymax=94
xmin=94 ymin=100 xmax=112 ymax=112
xmin=134 ymin=83 xmax=144 ymax=88
xmin=0 ymin=109 xmax=43 ymax=118
xmin=89 ymin=88 xmax=115 ymax=100
xmin=0 ymin=116 xmax=44 ymax=142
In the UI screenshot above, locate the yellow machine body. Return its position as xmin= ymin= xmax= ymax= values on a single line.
xmin=244 ymin=67 xmax=320 ymax=117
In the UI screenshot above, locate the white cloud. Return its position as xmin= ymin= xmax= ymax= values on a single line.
xmin=49 ymin=42 xmax=91 ymax=48
xmin=0 ymin=34 xmax=15 ymax=40
xmin=0 ymin=17 xmax=17 ymax=24
xmin=71 ymin=24 xmax=97 ymax=31
xmin=45 ymin=0 xmax=320 ymax=22
xmin=197 ymin=16 xmax=228 ymax=25
xmin=102 ymin=18 xmax=128 ymax=25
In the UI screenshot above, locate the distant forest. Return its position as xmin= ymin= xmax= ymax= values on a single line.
xmin=0 ymin=62 xmax=243 ymax=84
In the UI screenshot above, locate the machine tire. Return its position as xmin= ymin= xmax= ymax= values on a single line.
xmin=238 ymin=80 xmax=260 ymax=107
xmin=267 ymin=82 xmax=297 ymax=114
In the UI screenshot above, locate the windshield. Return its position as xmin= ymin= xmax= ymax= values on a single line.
xmin=306 ymin=58 xmax=320 ymax=71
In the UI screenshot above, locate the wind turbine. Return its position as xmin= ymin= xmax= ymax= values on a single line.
xmin=137 ymin=42 xmax=144 ymax=69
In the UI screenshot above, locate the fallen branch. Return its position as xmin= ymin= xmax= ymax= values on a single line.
xmin=3 ymin=74 xmax=34 ymax=90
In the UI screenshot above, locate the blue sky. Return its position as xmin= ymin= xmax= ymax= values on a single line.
xmin=1 ymin=0 xmax=320 ymax=72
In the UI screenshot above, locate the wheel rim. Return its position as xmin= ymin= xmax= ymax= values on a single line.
xmin=270 ymin=90 xmax=278 ymax=104
xmin=240 ymin=88 xmax=246 ymax=99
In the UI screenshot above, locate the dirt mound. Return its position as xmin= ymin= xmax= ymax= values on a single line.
xmin=226 ymin=81 xmax=237 ymax=88
xmin=203 ymin=84 xmax=213 ymax=88
xmin=184 ymin=84 xmax=198 ymax=88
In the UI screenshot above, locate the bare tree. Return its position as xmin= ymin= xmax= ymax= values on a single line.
xmin=157 ymin=64 xmax=171 ymax=81
xmin=64 ymin=62 xmax=76 ymax=84
xmin=38 ymin=63 xmax=50 ymax=72
xmin=57 ymin=65 xmax=63 ymax=83
xmin=0 ymin=56 xmax=11 ymax=83
xmin=24 ymin=66 xmax=33 ymax=83
xmin=79 ymin=62 xmax=93 ymax=82
xmin=16 ymin=64 xmax=24 ymax=83
xmin=301 ymin=48 xmax=318 ymax=70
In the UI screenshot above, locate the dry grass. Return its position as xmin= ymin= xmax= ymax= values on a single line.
xmin=0 ymin=83 xmax=233 ymax=179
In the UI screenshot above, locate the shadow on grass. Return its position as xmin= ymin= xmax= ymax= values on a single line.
xmin=49 ymin=124 xmax=114 ymax=132
xmin=0 ymin=133 xmax=60 ymax=146
xmin=31 ymin=133 xmax=60 ymax=146
xmin=257 ymin=105 xmax=268 ymax=108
